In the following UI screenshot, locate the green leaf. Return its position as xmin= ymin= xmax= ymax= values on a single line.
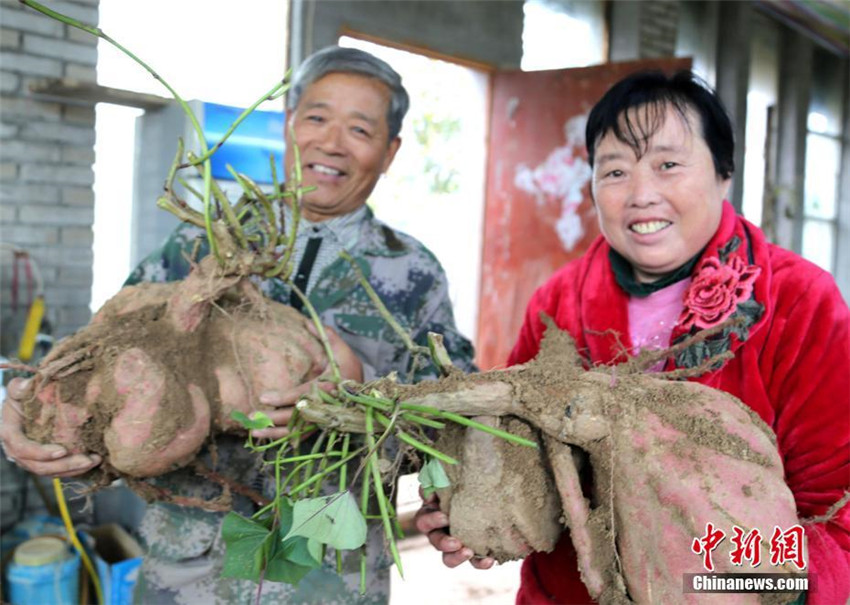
xmin=230 ymin=410 xmax=274 ymax=430
xmin=264 ymin=556 xmax=314 ymax=585
xmin=264 ymin=532 xmax=320 ymax=585
xmin=221 ymin=512 xmax=272 ymax=582
xmin=418 ymin=457 xmax=451 ymax=498
xmin=282 ymin=535 xmax=323 ymax=568
xmin=285 ymin=492 xmax=367 ymax=550
xmin=277 ymin=496 xmax=295 ymax=534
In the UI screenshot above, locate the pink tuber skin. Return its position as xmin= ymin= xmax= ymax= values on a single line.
xmin=21 ymin=257 xmax=328 ymax=479
xmin=301 ymin=322 xmax=805 ymax=604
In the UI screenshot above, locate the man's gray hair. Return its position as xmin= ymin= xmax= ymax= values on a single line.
xmin=287 ymin=46 xmax=410 ymax=141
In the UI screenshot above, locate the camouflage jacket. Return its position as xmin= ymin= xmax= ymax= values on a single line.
xmin=126 ymin=207 xmax=475 ymax=605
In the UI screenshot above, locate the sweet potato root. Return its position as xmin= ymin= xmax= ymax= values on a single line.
xmin=297 ymin=319 xmax=804 ymax=604
xmin=22 ymin=256 xmax=326 ymax=478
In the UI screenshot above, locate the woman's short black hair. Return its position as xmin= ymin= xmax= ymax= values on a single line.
xmin=585 ymin=70 xmax=734 ymax=180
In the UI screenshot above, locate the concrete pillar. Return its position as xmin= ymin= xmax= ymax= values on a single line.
xmin=609 ymin=1 xmax=641 ymax=61
xmin=609 ymin=0 xmax=679 ymax=62
xmin=714 ymin=1 xmax=752 ymax=213
xmin=774 ymin=28 xmax=812 ymax=252
xmin=676 ymin=0 xmax=719 ymax=86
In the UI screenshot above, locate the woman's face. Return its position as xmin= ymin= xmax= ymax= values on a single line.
xmin=591 ymin=106 xmax=731 ymax=282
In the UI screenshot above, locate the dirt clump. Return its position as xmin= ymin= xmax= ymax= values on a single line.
xmin=22 ymin=257 xmax=325 ymax=479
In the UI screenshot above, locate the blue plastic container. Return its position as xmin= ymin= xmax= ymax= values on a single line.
xmin=6 ymin=537 xmax=80 ymax=605
xmin=89 ymin=524 xmax=144 ymax=605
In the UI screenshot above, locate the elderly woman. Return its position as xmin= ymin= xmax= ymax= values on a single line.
xmin=418 ymin=71 xmax=849 ymax=604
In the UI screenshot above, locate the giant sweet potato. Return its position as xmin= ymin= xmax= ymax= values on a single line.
xmin=297 ymin=319 xmax=805 ymax=604
xmin=22 ymin=256 xmax=326 ymax=478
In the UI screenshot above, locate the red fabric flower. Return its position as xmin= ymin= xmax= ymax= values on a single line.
xmin=681 ymin=256 xmax=761 ymax=331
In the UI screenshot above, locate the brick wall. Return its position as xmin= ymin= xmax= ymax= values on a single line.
xmin=0 ymin=0 xmax=99 ymax=350
xmin=0 ymin=0 xmax=99 ymax=529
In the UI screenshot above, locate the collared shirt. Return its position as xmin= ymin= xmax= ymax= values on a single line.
xmin=282 ymin=204 xmax=369 ymax=294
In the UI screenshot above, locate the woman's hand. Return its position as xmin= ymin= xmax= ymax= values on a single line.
xmin=0 ymin=378 xmax=102 ymax=477
xmin=414 ymin=489 xmax=495 ymax=570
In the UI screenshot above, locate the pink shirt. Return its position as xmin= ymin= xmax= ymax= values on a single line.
xmin=627 ymin=278 xmax=691 ymax=370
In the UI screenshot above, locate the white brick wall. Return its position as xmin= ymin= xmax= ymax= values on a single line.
xmin=0 ymin=0 xmax=99 ymax=347
xmin=0 ymin=2 xmax=99 ymax=531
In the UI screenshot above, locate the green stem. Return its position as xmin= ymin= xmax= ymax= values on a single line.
xmin=19 ymin=1 xmax=228 ymax=263
xmin=364 ymin=407 xmax=403 ymax=578
xmin=338 ymin=433 xmax=352 ymax=492
xmin=288 ymin=447 xmax=365 ymax=496
xmin=275 ymin=452 xmax=342 ymax=464
xmin=183 ymin=79 xmax=289 ymax=167
xmin=358 ymin=467 xmax=371 ymax=595
xmin=290 ymin=285 xmax=342 ymax=381
xmin=400 ymin=412 xmax=445 ymax=429
xmin=341 ymin=391 xmax=393 ymax=412
xmin=252 ymin=423 xmax=317 ymax=452
xmin=439 ymin=411 xmax=539 ymax=448
xmin=339 ymin=250 xmax=428 ymax=358
xmin=373 ymin=417 xmax=457 ymax=465
xmin=311 ymin=431 xmax=339 ymax=498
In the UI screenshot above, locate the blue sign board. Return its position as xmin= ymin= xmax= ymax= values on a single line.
xmin=202 ymin=102 xmax=286 ymax=185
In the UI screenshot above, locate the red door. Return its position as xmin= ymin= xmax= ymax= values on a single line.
xmin=476 ymin=58 xmax=692 ymax=370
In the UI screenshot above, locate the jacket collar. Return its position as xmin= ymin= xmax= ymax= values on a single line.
xmin=579 ymin=201 xmax=770 ymax=368
xmin=307 ymin=206 xmax=410 ymax=313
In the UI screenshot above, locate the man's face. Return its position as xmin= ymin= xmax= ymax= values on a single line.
xmin=285 ymin=72 xmax=401 ymax=222
xmin=591 ymin=106 xmax=731 ymax=282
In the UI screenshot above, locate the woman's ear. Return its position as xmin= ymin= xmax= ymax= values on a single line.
xmin=719 ymin=176 xmax=732 ymax=201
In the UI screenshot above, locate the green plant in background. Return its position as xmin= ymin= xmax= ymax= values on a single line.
xmin=413 ymin=112 xmax=461 ymax=194
xmin=20 ymin=0 xmax=537 ymax=596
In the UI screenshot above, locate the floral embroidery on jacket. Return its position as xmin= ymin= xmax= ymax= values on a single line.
xmin=674 ymin=236 xmax=764 ymax=369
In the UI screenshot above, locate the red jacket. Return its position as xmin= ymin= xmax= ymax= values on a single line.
xmin=509 ymin=202 xmax=850 ymax=604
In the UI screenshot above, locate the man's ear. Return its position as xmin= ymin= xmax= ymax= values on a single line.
xmin=284 ymin=112 xmax=297 ymax=142
xmin=382 ymin=137 xmax=402 ymax=173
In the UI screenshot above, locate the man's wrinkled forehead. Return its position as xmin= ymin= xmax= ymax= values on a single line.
xmin=299 ymin=73 xmax=390 ymax=121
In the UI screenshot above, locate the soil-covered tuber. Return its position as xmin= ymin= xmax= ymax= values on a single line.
xmin=22 ymin=257 xmax=326 ymax=478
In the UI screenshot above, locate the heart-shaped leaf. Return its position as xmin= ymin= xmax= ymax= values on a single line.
xmin=221 ymin=512 xmax=272 ymax=582
xmin=285 ymin=492 xmax=367 ymax=550
xmin=282 ymin=535 xmax=323 ymax=568
xmin=264 ymin=531 xmax=321 ymax=585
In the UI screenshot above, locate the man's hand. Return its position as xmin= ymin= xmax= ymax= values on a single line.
xmin=252 ymin=324 xmax=363 ymax=441
xmin=414 ymin=489 xmax=495 ymax=570
xmin=313 ymin=323 xmax=363 ymax=384
xmin=0 ymin=378 xmax=102 ymax=477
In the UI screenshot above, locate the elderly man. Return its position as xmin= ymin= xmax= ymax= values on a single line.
xmin=1 ymin=46 xmax=475 ymax=604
